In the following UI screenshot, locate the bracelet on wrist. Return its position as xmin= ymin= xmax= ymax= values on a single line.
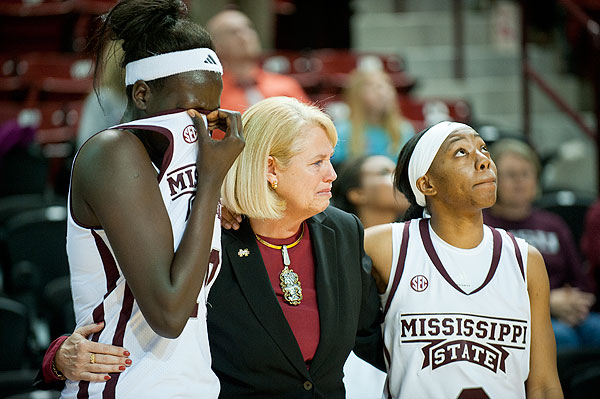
xmin=51 ymin=360 xmax=67 ymax=381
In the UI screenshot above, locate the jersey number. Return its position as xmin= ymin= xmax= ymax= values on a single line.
xmin=457 ymin=388 xmax=489 ymax=399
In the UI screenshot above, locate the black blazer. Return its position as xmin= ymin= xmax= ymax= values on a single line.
xmin=207 ymin=206 xmax=384 ymax=399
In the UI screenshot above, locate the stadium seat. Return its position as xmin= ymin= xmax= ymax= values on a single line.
xmin=16 ymin=52 xmax=93 ymax=104
xmin=72 ymin=0 xmax=119 ymax=51
xmin=398 ymin=96 xmax=473 ymax=131
xmin=311 ymin=49 xmax=416 ymax=95
xmin=0 ymin=55 xmax=27 ymax=102
xmin=1 ymin=205 xmax=69 ymax=299
xmin=261 ymin=50 xmax=322 ymax=93
xmin=557 ymin=348 xmax=600 ymax=399
xmin=0 ymin=145 xmax=49 ymax=198
xmin=42 ymin=275 xmax=75 ymax=340
xmin=0 ymin=296 xmax=30 ymax=371
xmin=0 ymin=1 xmax=78 ymax=53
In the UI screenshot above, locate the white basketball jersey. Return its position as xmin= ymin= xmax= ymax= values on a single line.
xmin=62 ymin=110 xmax=221 ymax=399
xmin=381 ymin=219 xmax=530 ymax=399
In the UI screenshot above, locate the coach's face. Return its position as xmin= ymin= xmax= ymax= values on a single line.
xmin=271 ymin=125 xmax=337 ymax=221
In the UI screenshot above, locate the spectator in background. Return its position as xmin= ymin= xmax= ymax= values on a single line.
xmin=332 ymin=155 xmax=409 ymax=229
xmin=76 ymin=40 xmax=127 ymax=149
xmin=483 ymin=138 xmax=600 ymax=349
xmin=581 ymin=199 xmax=600 ymax=308
xmin=334 ymin=69 xmax=414 ymax=164
xmin=206 ymin=8 xmax=308 ymax=113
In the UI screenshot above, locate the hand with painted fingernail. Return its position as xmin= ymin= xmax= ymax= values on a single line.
xmin=55 ymin=322 xmax=131 ymax=382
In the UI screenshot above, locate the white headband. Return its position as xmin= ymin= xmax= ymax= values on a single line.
xmin=125 ymin=48 xmax=222 ymax=86
xmin=408 ymin=121 xmax=472 ymax=207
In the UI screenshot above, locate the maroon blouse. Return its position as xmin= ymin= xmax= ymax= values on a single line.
xmin=256 ymin=221 xmax=321 ymax=366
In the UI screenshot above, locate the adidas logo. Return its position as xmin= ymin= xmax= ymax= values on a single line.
xmin=204 ymin=54 xmax=217 ymax=65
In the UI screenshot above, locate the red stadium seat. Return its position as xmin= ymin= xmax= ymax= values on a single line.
xmin=15 ymin=52 xmax=93 ymax=104
xmin=72 ymin=0 xmax=118 ymax=51
xmin=0 ymin=55 xmax=27 ymax=102
xmin=0 ymin=1 xmax=78 ymax=53
xmin=311 ymin=49 xmax=416 ymax=95
xmin=261 ymin=50 xmax=321 ymax=94
xmin=399 ymin=96 xmax=472 ymax=131
xmin=261 ymin=49 xmax=416 ymax=99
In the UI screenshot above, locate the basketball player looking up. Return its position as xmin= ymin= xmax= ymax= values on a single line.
xmin=365 ymin=122 xmax=563 ymax=399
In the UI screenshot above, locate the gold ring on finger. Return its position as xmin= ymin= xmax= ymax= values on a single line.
xmin=90 ymin=353 xmax=96 ymax=364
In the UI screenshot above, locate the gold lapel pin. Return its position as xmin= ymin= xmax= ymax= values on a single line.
xmin=238 ymin=248 xmax=250 ymax=257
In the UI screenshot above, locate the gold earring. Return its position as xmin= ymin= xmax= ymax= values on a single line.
xmin=270 ymin=180 xmax=278 ymax=190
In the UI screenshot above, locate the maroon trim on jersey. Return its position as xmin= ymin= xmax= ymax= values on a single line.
xmin=69 ymin=187 xmax=101 ymax=229
xmin=115 ymin=124 xmax=175 ymax=182
xmin=92 ymin=230 xmax=121 ymax=294
xmin=506 ymin=231 xmax=526 ymax=282
xmin=383 ymin=221 xmax=411 ymax=317
xmin=190 ymin=303 xmax=199 ymax=318
xmin=419 ymin=219 xmax=502 ymax=296
xmin=204 ymin=248 xmax=221 ymax=286
xmin=77 ymin=303 xmax=105 ymax=398
xmin=172 ymin=189 xmax=197 ymax=201
xmin=77 ymin=231 xmax=128 ymax=398
xmin=166 ymin=162 xmax=196 ymax=176
xmin=103 ymin=283 xmax=135 ymax=399
xmin=383 ymin=345 xmax=393 ymax=399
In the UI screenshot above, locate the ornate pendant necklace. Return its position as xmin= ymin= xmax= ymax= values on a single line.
xmin=255 ymin=224 xmax=304 ymax=306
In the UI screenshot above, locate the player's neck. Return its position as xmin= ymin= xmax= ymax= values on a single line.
xmin=429 ymin=212 xmax=485 ymax=249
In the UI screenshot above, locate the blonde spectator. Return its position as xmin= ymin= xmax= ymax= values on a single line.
xmin=334 ymin=69 xmax=414 ymax=164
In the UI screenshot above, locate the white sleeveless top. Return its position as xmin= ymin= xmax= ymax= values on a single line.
xmin=380 ymin=219 xmax=530 ymax=399
xmin=62 ymin=110 xmax=221 ymax=399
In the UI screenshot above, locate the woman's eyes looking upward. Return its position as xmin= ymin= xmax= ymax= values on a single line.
xmin=454 ymin=143 xmax=488 ymax=157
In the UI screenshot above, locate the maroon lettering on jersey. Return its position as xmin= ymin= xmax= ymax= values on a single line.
xmin=399 ymin=312 xmax=528 ymax=374
xmin=410 ymin=275 xmax=429 ymax=292
xmin=182 ymin=125 xmax=198 ymax=144
xmin=457 ymin=387 xmax=490 ymax=399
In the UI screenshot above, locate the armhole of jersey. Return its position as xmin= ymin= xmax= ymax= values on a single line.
xmin=382 ymin=220 xmax=411 ymax=317
xmin=506 ymin=231 xmax=526 ymax=282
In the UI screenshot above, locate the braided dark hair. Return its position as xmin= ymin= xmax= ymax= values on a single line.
xmin=91 ymin=0 xmax=214 ymax=96
xmin=393 ymin=127 xmax=430 ymax=221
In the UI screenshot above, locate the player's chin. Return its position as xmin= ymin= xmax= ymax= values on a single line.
xmin=477 ymin=193 xmax=497 ymax=209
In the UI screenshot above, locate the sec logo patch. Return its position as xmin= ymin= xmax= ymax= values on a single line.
xmin=183 ymin=125 xmax=198 ymax=143
xmin=410 ymin=275 xmax=428 ymax=292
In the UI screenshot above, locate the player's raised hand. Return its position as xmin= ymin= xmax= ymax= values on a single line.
xmin=187 ymin=108 xmax=244 ymax=185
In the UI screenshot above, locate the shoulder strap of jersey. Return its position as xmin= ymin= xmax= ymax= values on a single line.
xmin=506 ymin=230 xmax=526 ymax=281
xmin=383 ymin=220 xmax=411 ymax=317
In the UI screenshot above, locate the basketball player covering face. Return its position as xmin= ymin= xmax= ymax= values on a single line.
xmin=44 ymin=1 xmax=244 ymax=397
xmin=365 ymin=122 xmax=563 ymax=398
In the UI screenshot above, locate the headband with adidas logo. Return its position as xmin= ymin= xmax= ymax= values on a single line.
xmin=125 ymin=48 xmax=223 ymax=86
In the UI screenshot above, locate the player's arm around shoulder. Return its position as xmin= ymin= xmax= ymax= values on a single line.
xmin=365 ymin=223 xmax=394 ymax=294
xmin=525 ymin=245 xmax=564 ymax=399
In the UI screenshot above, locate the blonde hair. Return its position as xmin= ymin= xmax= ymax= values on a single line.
xmin=344 ymin=69 xmax=405 ymax=158
xmin=221 ymin=96 xmax=337 ymax=219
